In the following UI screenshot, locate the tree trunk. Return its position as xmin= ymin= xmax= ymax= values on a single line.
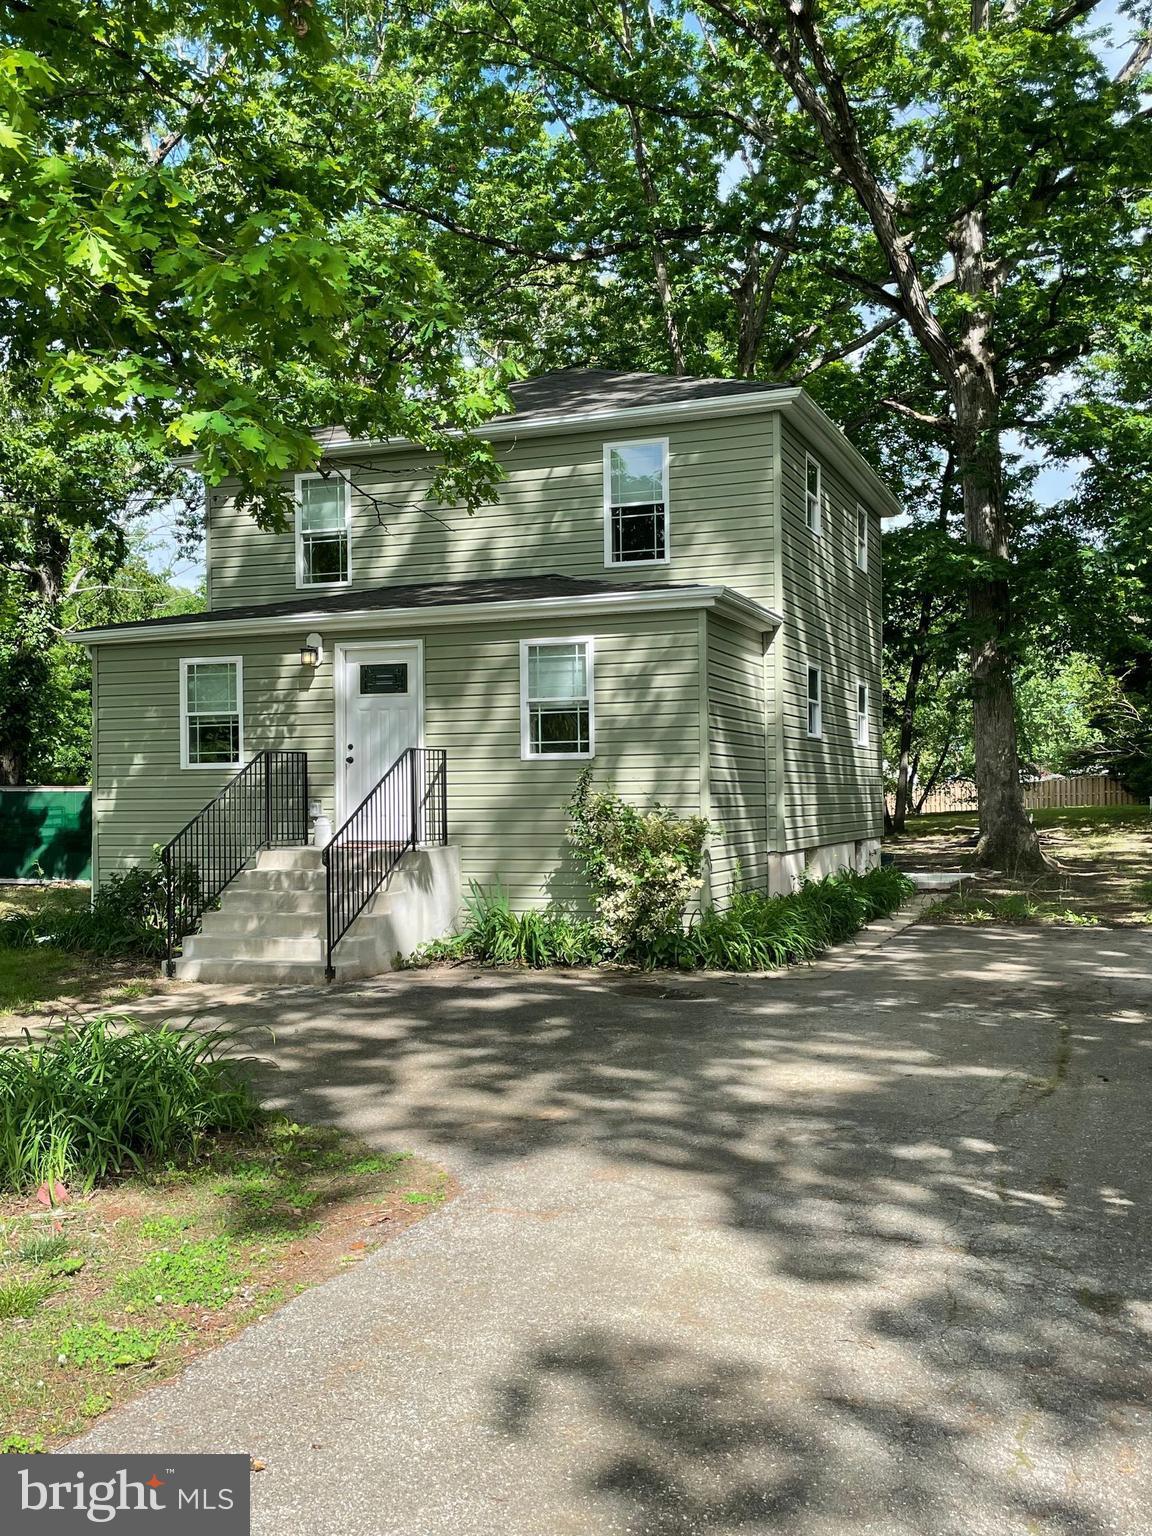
xmin=949 ymin=214 xmax=1051 ymax=873
xmin=890 ymin=649 xmax=925 ymax=832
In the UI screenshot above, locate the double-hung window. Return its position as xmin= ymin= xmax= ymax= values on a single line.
xmin=521 ymin=639 xmax=594 ymax=759
xmin=296 ymin=473 xmax=351 ymax=587
xmin=855 ymin=681 xmax=870 ymax=746
xmin=180 ymin=658 xmax=243 ymax=769
xmin=856 ymin=503 xmax=869 ymax=571
xmin=604 ymin=440 xmax=669 ymax=564
xmin=805 ymin=455 xmax=823 ymax=537
xmin=806 ymin=664 xmax=823 ymax=738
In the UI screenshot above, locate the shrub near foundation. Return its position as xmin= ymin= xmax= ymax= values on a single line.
xmin=566 ymin=769 xmax=710 ymax=962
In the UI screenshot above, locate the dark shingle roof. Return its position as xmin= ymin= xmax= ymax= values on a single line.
xmin=490 ymin=369 xmax=784 ymax=427
xmin=73 ymin=574 xmax=712 ymax=637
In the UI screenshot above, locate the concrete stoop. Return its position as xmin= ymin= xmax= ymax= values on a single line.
xmin=172 ymin=844 xmax=462 ymax=984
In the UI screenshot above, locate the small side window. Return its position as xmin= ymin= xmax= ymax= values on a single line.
xmin=180 ymin=657 xmax=243 ymax=769
xmin=806 ymin=665 xmax=822 ymax=738
xmin=856 ymin=681 xmax=870 ymax=746
xmin=805 ymin=456 xmax=822 ymax=538
xmin=521 ymin=639 xmax=595 ymax=759
xmin=856 ymin=504 xmax=868 ymax=571
xmin=296 ymin=473 xmax=351 ymax=587
xmin=604 ymin=440 xmax=669 ymax=564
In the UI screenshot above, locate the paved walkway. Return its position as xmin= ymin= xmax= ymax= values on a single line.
xmin=72 ymin=923 xmax=1151 ymax=1535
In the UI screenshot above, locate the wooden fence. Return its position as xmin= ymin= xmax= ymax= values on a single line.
xmin=889 ymin=774 xmax=1143 ymax=819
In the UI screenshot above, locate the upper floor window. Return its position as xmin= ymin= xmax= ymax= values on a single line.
xmin=805 ymin=455 xmax=822 ymax=538
xmin=855 ymin=680 xmax=870 ymax=746
xmin=604 ymin=440 xmax=669 ymax=565
xmin=806 ymin=664 xmax=822 ymax=738
xmin=180 ymin=657 xmax=242 ymax=769
xmin=521 ymin=638 xmax=594 ymax=759
xmin=856 ymin=503 xmax=868 ymax=571
xmin=296 ymin=473 xmax=351 ymax=587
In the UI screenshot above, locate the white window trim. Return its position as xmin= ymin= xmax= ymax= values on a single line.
xmin=295 ymin=471 xmax=352 ymax=590
xmin=179 ymin=656 xmax=244 ymax=771
xmin=856 ymin=502 xmax=869 ymax=571
xmin=603 ymin=438 xmax=671 ymax=567
xmin=805 ymin=663 xmax=823 ymax=739
xmin=855 ymin=680 xmax=870 ymax=747
xmin=519 ymin=636 xmax=596 ymax=761
xmin=804 ymin=454 xmax=823 ymax=539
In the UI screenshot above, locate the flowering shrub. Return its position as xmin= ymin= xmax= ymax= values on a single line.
xmin=566 ymin=769 xmax=710 ymax=963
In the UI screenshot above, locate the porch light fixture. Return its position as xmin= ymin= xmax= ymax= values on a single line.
xmin=299 ymin=632 xmax=324 ymax=669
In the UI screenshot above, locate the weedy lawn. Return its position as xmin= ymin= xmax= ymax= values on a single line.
xmin=0 ymin=886 xmax=163 ymax=1026
xmin=0 ymin=1123 xmax=451 ymax=1452
xmin=886 ymin=803 xmax=1152 ymax=926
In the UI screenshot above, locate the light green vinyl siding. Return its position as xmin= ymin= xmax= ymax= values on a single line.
xmin=207 ymin=419 xmax=778 ymax=611
xmin=775 ymin=417 xmax=883 ymax=851
xmin=91 ymin=609 xmax=706 ymax=909
xmin=706 ymin=613 xmax=768 ymax=900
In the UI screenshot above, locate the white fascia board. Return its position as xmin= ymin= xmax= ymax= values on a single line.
xmin=67 ymin=586 xmax=783 ymax=648
xmin=172 ymin=386 xmax=902 ymax=520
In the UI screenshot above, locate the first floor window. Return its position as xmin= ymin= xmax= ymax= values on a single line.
xmin=856 ymin=503 xmax=869 ymax=570
xmin=806 ymin=664 xmax=822 ymax=737
xmin=522 ymin=639 xmax=594 ymax=758
xmin=605 ymin=440 xmax=669 ymax=563
xmin=181 ymin=658 xmax=242 ymax=768
xmin=805 ymin=455 xmax=822 ymax=537
xmin=856 ymin=680 xmax=870 ymax=746
xmin=296 ymin=473 xmax=350 ymax=586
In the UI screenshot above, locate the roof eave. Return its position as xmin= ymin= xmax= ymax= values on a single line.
xmin=67 ymin=585 xmax=783 ymax=647
xmin=173 ymin=386 xmax=903 ymax=519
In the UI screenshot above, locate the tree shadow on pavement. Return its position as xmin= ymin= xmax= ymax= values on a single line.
xmin=194 ymin=921 xmax=1150 ymax=1533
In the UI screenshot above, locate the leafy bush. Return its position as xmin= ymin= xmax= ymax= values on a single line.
xmin=676 ymin=866 xmax=917 ymax=971
xmin=419 ymin=884 xmax=602 ymax=968
xmin=566 ymin=769 xmax=710 ymax=961
xmin=0 ymin=1016 xmax=260 ymax=1193
xmin=0 ymin=858 xmax=178 ymax=960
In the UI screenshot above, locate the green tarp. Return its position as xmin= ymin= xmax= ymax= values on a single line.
xmin=0 ymin=789 xmax=91 ymax=881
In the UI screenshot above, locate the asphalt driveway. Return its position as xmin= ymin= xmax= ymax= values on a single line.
xmin=72 ymin=922 xmax=1151 ymax=1535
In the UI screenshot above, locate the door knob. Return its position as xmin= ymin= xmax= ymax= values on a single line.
xmin=345 ymin=755 xmax=354 ymax=765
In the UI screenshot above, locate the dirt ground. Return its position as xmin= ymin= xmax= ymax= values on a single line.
xmin=885 ymin=804 xmax=1152 ymax=925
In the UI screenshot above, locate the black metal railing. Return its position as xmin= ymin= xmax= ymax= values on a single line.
xmin=323 ymin=747 xmax=447 ymax=980
xmin=162 ymin=750 xmax=309 ymax=974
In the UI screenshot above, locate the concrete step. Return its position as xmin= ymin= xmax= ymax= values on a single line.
xmin=199 ymin=909 xmax=325 ymax=940
xmin=171 ymin=957 xmax=329 ymax=985
xmin=231 ymin=869 xmax=323 ymax=895
xmin=212 ymin=885 xmax=327 ymax=916
xmin=254 ymin=845 xmax=324 ymax=872
xmin=182 ymin=933 xmax=325 ymax=964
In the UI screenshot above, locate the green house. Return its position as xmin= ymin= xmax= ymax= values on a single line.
xmin=71 ymin=371 xmax=897 ymax=981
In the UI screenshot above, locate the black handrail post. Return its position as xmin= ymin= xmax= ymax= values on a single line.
xmin=322 ymin=844 xmax=335 ymax=983
xmin=263 ymin=751 xmax=273 ymax=848
xmin=163 ymin=845 xmax=175 ymax=978
xmin=440 ymin=754 xmax=448 ymax=844
xmin=409 ymin=747 xmax=419 ymax=850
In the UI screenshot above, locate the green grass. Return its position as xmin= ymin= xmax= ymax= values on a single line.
xmin=0 ymin=1016 xmax=260 ymax=1194
xmin=0 ymin=1121 xmax=449 ymax=1449
xmin=896 ymin=803 xmax=1151 ymax=838
xmin=116 ymin=1238 xmax=247 ymax=1310
xmin=0 ymin=1276 xmax=54 ymax=1319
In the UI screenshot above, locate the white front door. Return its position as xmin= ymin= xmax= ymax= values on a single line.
xmin=338 ymin=643 xmax=422 ymax=825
